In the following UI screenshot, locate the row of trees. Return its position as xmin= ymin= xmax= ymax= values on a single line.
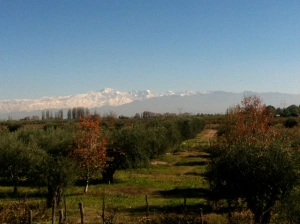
xmin=0 ymin=115 xmax=205 ymax=209
xmin=67 ymin=107 xmax=91 ymax=119
xmin=41 ymin=107 xmax=91 ymax=120
xmin=38 ymin=108 xmax=194 ymax=121
xmin=41 ymin=109 xmax=64 ymax=120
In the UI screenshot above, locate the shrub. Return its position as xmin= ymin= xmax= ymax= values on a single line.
xmin=275 ymin=188 xmax=300 ymax=223
xmin=284 ymin=117 xmax=298 ymax=128
xmin=206 ymin=95 xmax=300 ymax=223
xmin=7 ymin=121 xmax=23 ymax=132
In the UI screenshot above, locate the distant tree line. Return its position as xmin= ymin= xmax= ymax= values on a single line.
xmin=266 ymin=104 xmax=300 ymax=117
xmin=41 ymin=109 xmax=64 ymax=120
xmin=9 ymin=102 xmax=300 ymax=122
xmin=67 ymin=107 xmax=91 ymax=119
xmin=39 ymin=107 xmax=92 ymax=120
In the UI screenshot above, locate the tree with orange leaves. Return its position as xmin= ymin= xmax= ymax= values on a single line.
xmin=206 ymin=95 xmax=300 ymax=223
xmin=219 ymin=95 xmax=274 ymax=149
xmin=71 ymin=115 xmax=107 ymax=193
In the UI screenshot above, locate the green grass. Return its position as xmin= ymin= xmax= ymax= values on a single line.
xmin=180 ymin=128 xmax=217 ymax=151
xmin=0 ymin=129 xmax=224 ymax=223
xmin=0 ymin=152 xmax=213 ymax=223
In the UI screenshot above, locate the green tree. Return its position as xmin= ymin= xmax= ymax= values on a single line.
xmin=160 ymin=119 xmax=182 ymax=151
xmin=287 ymin=104 xmax=299 ymax=117
xmin=6 ymin=121 xmax=23 ymax=132
xmin=101 ymin=148 xmax=125 ymax=184
xmin=282 ymin=108 xmax=291 ymax=117
xmin=265 ymin=105 xmax=276 ymax=117
xmin=30 ymin=126 xmax=77 ymax=207
xmin=206 ymin=95 xmax=300 ymax=223
xmin=29 ymin=154 xmax=77 ymax=208
xmin=276 ymin=107 xmax=283 ymax=116
xmin=46 ymin=110 xmax=50 ymax=119
xmin=107 ymin=117 xmax=204 ymax=182
xmin=67 ymin=108 xmax=72 ymax=119
xmin=72 ymin=107 xmax=77 ymax=119
xmin=109 ymin=123 xmax=151 ymax=169
xmin=284 ymin=117 xmax=298 ymax=128
xmin=276 ymin=188 xmax=300 ymax=223
xmin=175 ymin=117 xmax=205 ymax=141
xmin=0 ymin=129 xmax=45 ymax=194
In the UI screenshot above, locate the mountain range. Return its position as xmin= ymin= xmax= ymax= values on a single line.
xmin=1 ymin=88 xmax=300 ymax=120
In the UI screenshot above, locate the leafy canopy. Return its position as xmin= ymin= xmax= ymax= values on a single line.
xmin=206 ymin=95 xmax=300 ymax=223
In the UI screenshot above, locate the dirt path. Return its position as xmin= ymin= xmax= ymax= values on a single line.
xmin=202 ymin=129 xmax=217 ymax=140
xmin=151 ymin=128 xmax=217 ymax=165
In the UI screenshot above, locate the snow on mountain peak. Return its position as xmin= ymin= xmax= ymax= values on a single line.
xmin=180 ymin=90 xmax=197 ymax=96
xmin=100 ymin=88 xmax=115 ymax=93
xmin=162 ymin=90 xmax=176 ymax=96
xmin=0 ymin=88 xmax=161 ymax=113
xmin=0 ymin=88 xmax=210 ymax=113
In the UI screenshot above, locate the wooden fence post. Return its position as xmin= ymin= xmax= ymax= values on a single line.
xmin=102 ymin=195 xmax=105 ymax=224
xmin=58 ymin=209 xmax=64 ymax=224
xmin=52 ymin=198 xmax=56 ymax=224
xmin=64 ymin=194 xmax=67 ymax=222
xmin=184 ymin=197 xmax=187 ymax=219
xmin=200 ymin=208 xmax=203 ymax=224
xmin=146 ymin=195 xmax=149 ymax=217
xmin=79 ymin=202 xmax=84 ymax=224
xmin=28 ymin=210 xmax=32 ymax=224
xmin=145 ymin=195 xmax=150 ymax=224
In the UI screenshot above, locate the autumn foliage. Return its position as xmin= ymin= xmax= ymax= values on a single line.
xmin=219 ymin=95 xmax=277 ymax=149
xmin=71 ymin=115 xmax=107 ymax=193
xmin=206 ymin=95 xmax=300 ymax=223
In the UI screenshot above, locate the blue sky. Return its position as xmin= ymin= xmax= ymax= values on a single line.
xmin=1 ymin=1 xmax=300 ymax=100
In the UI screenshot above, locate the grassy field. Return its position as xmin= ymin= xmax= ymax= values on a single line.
xmin=0 ymin=128 xmax=228 ymax=223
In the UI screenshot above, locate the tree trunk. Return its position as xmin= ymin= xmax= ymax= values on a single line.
xmin=84 ymin=181 xmax=89 ymax=194
xmin=84 ymin=169 xmax=90 ymax=194
xmin=254 ymin=211 xmax=271 ymax=224
xmin=56 ymin=187 xmax=62 ymax=207
xmin=13 ymin=180 xmax=18 ymax=194
xmin=101 ymin=169 xmax=115 ymax=184
xmin=47 ymin=185 xmax=55 ymax=208
xmin=84 ymin=176 xmax=89 ymax=194
xmin=253 ymin=206 xmax=271 ymax=224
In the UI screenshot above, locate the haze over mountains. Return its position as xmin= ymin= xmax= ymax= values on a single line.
xmin=1 ymin=88 xmax=300 ymax=120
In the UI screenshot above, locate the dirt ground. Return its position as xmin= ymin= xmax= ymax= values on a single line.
xmin=202 ymin=129 xmax=217 ymax=140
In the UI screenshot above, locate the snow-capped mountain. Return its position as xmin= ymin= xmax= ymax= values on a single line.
xmin=128 ymin=90 xmax=158 ymax=99
xmin=1 ymin=88 xmax=300 ymax=120
xmin=0 ymin=88 xmax=160 ymax=113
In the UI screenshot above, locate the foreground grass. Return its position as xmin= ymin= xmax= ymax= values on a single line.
xmin=0 ymin=129 xmax=227 ymax=223
xmin=64 ymin=151 xmax=213 ymax=223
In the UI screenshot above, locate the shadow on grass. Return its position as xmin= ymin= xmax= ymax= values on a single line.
xmin=0 ymin=179 xmax=39 ymax=187
xmin=154 ymin=187 xmax=212 ymax=199
xmin=199 ymin=154 xmax=211 ymax=159
xmin=74 ymin=177 xmax=126 ymax=187
xmin=184 ymin=171 xmax=206 ymax=177
xmin=0 ymin=180 xmax=47 ymax=199
xmin=175 ymin=161 xmax=207 ymax=166
xmin=74 ymin=179 xmax=101 ymax=186
xmin=185 ymin=155 xmax=202 ymax=158
xmin=0 ymin=190 xmax=46 ymax=199
xmin=125 ymin=200 xmax=213 ymax=217
xmin=185 ymin=153 xmax=210 ymax=158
